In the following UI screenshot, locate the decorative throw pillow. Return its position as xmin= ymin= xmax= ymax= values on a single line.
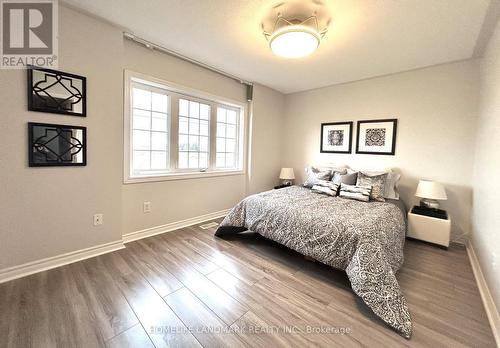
xmin=356 ymin=172 xmax=388 ymax=202
xmin=339 ymin=184 xmax=371 ymax=202
xmin=332 ymin=171 xmax=358 ymax=186
xmin=315 ymin=180 xmax=339 ymax=190
xmin=312 ymin=183 xmax=339 ymax=196
xmin=363 ymin=170 xmax=401 ymax=199
xmin=303 ymin=166 xmax=332 ymax=188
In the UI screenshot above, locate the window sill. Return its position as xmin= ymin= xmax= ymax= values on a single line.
xmin=124 ymin=169 xmax=245 ymax=184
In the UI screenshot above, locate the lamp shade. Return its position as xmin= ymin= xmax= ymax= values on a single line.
xmin=415 ymin=180 xmax=447 ymax=200
xmin=279 ymin=168 xmax=295 ymax=180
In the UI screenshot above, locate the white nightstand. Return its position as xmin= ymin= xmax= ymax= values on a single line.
xmin=407 ymin=210 xmax=451 ymax=247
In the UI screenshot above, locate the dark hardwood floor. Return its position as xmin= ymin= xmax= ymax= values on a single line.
xmin=0 ymin=219 xmax=496 ymax=347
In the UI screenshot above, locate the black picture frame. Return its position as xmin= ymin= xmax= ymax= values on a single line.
xmin=355 ymin=119 xmax=398 ymax=155
xmin=28 ymin=122 xmax=87 ymax=167
xmin=27 ymin=66 xmax=87 ymax=117
xmin=320 ymin=121 xmax=353 ymax=154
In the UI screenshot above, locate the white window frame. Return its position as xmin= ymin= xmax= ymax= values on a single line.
xmin=176 ymin=96 xmax=212 ymax=172
xmin=124 ymin=70 xmax=247 ymax=183
xmin=215 ymin=105 xmax=242 ymax=169
xmin=130 ymin=81 xmax=171 ymax=177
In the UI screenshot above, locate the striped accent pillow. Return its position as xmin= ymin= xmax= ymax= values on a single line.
xmin=339 ymin=184 xmax=372 ymax=202
xmin=312 ymin=183 xmax=339 ymax=196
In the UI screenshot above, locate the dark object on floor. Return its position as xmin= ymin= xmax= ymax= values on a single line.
xmin=214 ymin=225 xmax=246 ymax=237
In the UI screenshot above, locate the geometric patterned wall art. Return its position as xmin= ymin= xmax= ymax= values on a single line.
xmin=320 ymin=121 xmax=353 ymax=154
xmin=356 ymin=119 xmax=397 ymax=155
xmin=28 ymin=67 xmax=86 ymax=117
xmin=28 ymin=122 xmax=86 ymax=166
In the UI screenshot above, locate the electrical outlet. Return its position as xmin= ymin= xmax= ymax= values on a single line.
xmin=492 ymin=251 xmax=498 ymax=270
xmin=93 ymin=214 xmax=104 ymax=226
xmin=143 ymin=201 xmax=151 ymax=213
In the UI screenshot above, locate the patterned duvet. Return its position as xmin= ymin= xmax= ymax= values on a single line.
xmin=215 ymin=186 xmax=412 ymax=338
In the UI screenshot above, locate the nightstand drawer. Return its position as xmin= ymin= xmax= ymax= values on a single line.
xmin=408 ymin=211 xmax=451 ymax=247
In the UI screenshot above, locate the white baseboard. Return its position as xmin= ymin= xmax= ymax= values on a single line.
xmin=122 ymin=209 xmax=229 ymax=243
xmin=0 ymin=240 xmax=125 ymax=284
xmin=0 ymin=209 xmax=229 ymax=285
xmin=466 ymin=241 xmax=500 ymax=345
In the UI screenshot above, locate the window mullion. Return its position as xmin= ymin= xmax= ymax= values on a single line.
xmin=149 ymin=92 xmax=153 ymax=169
xmin=170 ymin=94 xmax=179 ymax=172
xmin=209 ymin=102 xmax=217 ymax=170
xmin=235 ymin=112 xmax=240 ymax=169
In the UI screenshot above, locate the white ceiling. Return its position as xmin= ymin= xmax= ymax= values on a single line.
xmin=63 ymin=0 xmax=492 ymax=94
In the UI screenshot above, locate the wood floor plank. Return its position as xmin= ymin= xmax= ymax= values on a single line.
xmin=2 ymin=274 xmax=57 ymax=348
xmin=209 ymin=270 xmax=357 ymax=347
xmin=0 ymin=280 xmax=15 ymax=347
xmin=180 ymin=272 xmax=249 ymax=325
xmin=124 ymin=241 xmax=184 ymax=297
xmin=164 ymin=287 xmax=247 ymax=347
xmin=1 ymin=266 xmax=108 ymax=347
xmin=102 ymin=252 xmax=202 ymax=348
xmin=47 ymin=266 xmax=106 ymax=347
xmin=179 ymin=230 xmax=267 ymax=284
xmin=136 ymin=236 xmax=205 ymax=283
xmin=135 ymin=233 xmax=249 ymax=326
xmin=254 ymin=276 xmax=405 ymax=347
xmin=230 ymin=310 xmax=303 ymax=348
xmin=207 ymin=268 xmax=276 ymax=310
xmin=106 ymin=324 xmax=155 ymax=348
xmin=157 ymin=230 xmax=220 ymax=275
xmin=68 ymin=258 xmax=139 ymax=340
xmin=410 ymin=303 xmax=495 ymax=347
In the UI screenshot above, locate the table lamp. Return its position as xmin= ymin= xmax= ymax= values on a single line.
xmin=415 ymin=179 xmax=447 ymax=209
xmin=279 ymin=168 xmax=295 ymax=186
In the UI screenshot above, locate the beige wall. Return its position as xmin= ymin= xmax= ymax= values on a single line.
xmin=283 ymin=60 xmax=480 ymax=242
xmin=0 ymin=6 xmax=285 ymax=270
xmin=0 ymin=7 xmax=124 ymax=269
xmin=247 ymin=84 xmax=286 ymax=194
xmin=472 ymin=18 xmax=500 ymax=308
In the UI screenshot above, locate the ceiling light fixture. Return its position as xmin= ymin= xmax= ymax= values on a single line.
xmin=263 ymin=14 xmax=328 ymax=59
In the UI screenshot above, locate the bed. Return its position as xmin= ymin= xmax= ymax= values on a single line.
xmin=215 ymin=185 xmax=412 ymax=338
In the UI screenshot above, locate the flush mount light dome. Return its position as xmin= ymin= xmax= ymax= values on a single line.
xmin=269 ymin=25 xmax=320 ymax=58
xmin=263 ymin=14 xmax=328 ymax=59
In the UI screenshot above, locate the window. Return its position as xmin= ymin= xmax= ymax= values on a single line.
xmin=216 ymin=106 xmax=239 ymax=169
xmin=131 ymin=84 xmax=169 ymax=176
xmin=125 ymin=72 xmax=245 ymax=182
xmin=178 ymin=99 xmax=210 ymax=169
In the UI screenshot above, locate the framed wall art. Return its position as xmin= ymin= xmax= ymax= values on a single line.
xmin=28 ymin=67 xmax=86 ymax=117
xmin=356 ymin=119 xmax=397 ymax=155
xmin=28 ymin=122 xmax=87 ymax=167
xmin=320 ymin=122 xmax=353 ymax=154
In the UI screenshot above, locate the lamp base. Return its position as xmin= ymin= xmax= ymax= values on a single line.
xmin=420 ymin=198 xmax=440 ymax=210
xmin=281 ymin=180 xmax=293 ymax=186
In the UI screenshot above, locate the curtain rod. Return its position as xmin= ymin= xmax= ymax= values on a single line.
xmin=123 ymin=32 xmax=253 ymax=87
